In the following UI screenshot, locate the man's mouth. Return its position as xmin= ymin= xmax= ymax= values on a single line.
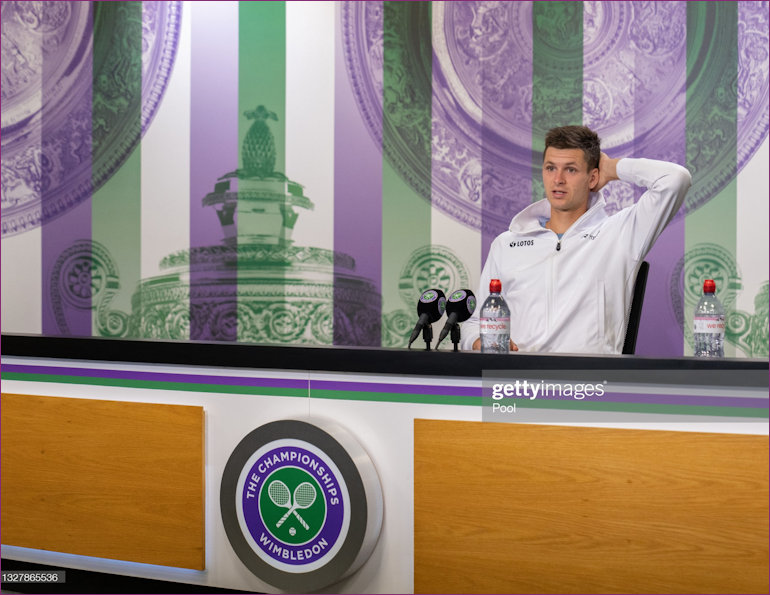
xmin=552 ymin=190 xmax=567 ymax=197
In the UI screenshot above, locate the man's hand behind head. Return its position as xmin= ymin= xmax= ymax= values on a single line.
xmin=591 ymin=152 xmax=621 ymax=192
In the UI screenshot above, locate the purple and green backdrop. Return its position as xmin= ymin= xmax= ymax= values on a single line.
xmin=2 ymin=1 xmax=768 ymax=357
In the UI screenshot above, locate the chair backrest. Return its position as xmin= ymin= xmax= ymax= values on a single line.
xmin=622 ymin=261 xmax=649 ymax=355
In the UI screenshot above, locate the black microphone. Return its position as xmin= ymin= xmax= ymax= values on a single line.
xmin=436 ymin=289 xmax=477 ymax=348
xmin=407 ymin=289 xmax=447 ymax=348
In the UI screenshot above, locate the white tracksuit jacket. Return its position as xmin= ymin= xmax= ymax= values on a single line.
xmin=460 ymin=158 xmax=692 ymax=354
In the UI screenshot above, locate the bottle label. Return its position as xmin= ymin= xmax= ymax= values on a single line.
xmin=693 ymin=317 xmax=725 ymax=334
xmin=480 ymin=317 xmax=510 ymax=334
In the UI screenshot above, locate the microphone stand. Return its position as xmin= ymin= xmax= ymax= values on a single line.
xmin=450 ymin=323 xmax=461 ymax=352
xmin=422 ymin=324 xmax=433 ymax=351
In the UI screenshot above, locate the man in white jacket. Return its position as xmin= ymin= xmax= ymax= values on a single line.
xmin=461 ymin=125 xmax=692 ymax=354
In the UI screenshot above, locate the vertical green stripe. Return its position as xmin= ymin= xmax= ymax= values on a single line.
xmin=686 ymin=2 xmax=738 ymax=356
xmin=239 ymin=1 xmax=286 ymax=176
xmin=91 ymin=1 xmax=143 ymax=337
xmin=531 ymin=1 xmax=583 ymax=203
xmin=237 ymin=1 xmax=286 ymax=342
xmin=382 ymin=1 xmax=432 ymax=347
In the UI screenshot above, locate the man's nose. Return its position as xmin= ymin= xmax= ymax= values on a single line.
xmin=554 ymin=169 xmax=565 ymax=183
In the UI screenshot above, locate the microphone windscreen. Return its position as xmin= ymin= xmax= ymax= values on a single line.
xmin=416 ymin=289 xmax=446 ymax=323
xmin=446 ymin=289 xmax=476 ymax=323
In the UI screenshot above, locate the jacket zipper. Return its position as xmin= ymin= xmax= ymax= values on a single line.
xmin=548 ymin=199 xmax=603 ymax=252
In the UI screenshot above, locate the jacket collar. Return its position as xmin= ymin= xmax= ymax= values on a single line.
xmin=509 ymin=192 xmax=608 ymax=235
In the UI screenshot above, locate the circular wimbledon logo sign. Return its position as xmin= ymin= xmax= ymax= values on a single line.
xmin=237 ymin=442 xmax=348 ymax=573
xmin=221 ymin=420 xmax=382 ymax=592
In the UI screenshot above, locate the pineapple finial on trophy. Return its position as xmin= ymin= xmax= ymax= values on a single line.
xmin=201 ymin=103 xmax=313 ymax=246
xmin=242 ymin=105 xmax=278 ymax=178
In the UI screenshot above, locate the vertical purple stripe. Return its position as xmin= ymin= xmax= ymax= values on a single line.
xmin=41 ymin=8 xmax=93 ymax=336
xmin=633 ymin=2 xmax=687 ymax=357
xmin=581 ymin=2 xmax=687 ymax=356
xmin=635 ymin=201 xmax=686 ymax=356
xmin=189 ymin=2 xmax=239 ymax=341
xmin=333 ymin=9 xmax=382 ymax=346
xmin=480 ymin=4 xmax=533 ymax=263
xmin=737 ymin=1 xmax=769 ymax=140
xmin=479 ymin=77 xmax=496 ymax=262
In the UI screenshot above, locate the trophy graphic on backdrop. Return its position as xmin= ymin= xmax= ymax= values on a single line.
xmin=131 ymin=105 xmax=380 ymax=345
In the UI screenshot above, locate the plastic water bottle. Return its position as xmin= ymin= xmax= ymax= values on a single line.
xmin=693 ymin=279 xmax=725 ymax=357
xmin=480 ymin=279 xmax=511 ymax=353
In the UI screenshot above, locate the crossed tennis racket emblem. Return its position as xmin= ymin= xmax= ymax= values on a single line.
xmin=267 ymin=480 xmax=317 ymax=530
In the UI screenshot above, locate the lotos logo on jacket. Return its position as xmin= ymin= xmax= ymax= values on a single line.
xmin=221 ymin=420 xmax=382 ymax=592
xmin=509 ymin=239 xmax=534 ymax=248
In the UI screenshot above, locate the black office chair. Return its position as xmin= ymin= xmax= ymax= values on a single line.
xmin=622 ymin=261 xmax=649 ymax=355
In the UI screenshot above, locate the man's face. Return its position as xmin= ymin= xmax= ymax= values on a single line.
xmin=542 ymin=147 xmax=599 ymax=215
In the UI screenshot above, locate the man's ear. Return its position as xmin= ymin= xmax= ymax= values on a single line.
xmin=589 ymin=167 xmax=600 ymax=190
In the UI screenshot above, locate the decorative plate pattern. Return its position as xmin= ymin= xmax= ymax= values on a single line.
xmin=1 ymin=1 xmax=182 ymax=236
xmin=342 ymin=1 xmax=769 ymax=231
